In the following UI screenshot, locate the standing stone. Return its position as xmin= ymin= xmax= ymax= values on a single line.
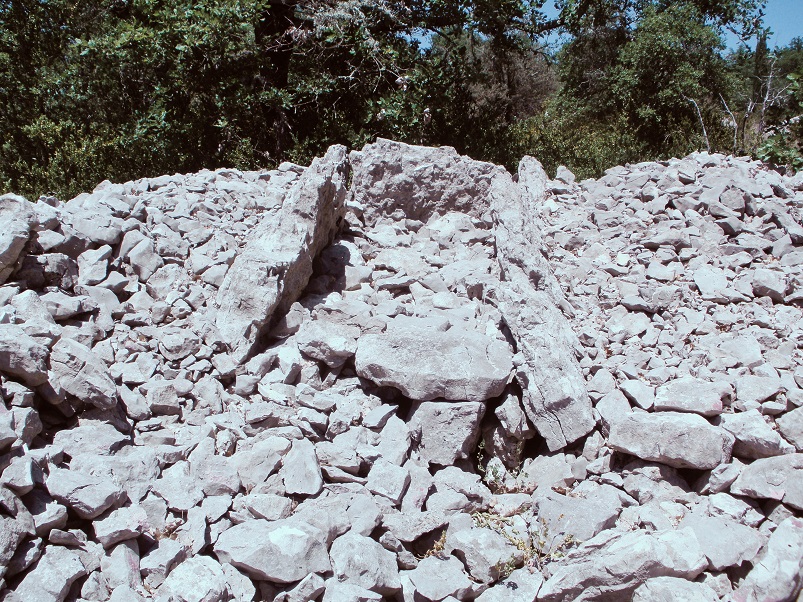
xmin=280 ymin=438 xmax=323 ymax=496
xmin=490 ymin=161 xmax=594 ymax=451
xmin=215 ymin=145 xmax=349 ymax=360
xmin=0 ymin=194 xmax=37 ymax=284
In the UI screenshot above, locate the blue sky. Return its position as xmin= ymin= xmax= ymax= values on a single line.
xmin=754 ymin=0 xmax=803 ymax=49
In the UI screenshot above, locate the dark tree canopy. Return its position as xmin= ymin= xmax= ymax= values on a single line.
xmin=0 ymin=0 xmax=781 ymax=197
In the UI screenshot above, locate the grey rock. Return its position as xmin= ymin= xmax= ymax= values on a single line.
xmin=0 ymin=324 xmax=49 ymax=387
xmin=751 ymin=268 xmax=788 ymax=301
xmin=46 ymin=467 xmax=126 ymax=519
xmin=93 ymin=504 xmax=148 ymax=548
xmin=406 ymin=555 xmax=474 ymax=601
xmin=9 ymin=546 xmax=86 ymax=602
xmin=329 ymin=531 xmax=401 ymax=594
xmin=447 ymin=526 xmax=523 ymax=584
xmin=280 ymin=438 xmax=323 ymax=496
xmin=0 ymin=194 xmax=37 ymax=284
xmin=730 ymin=454 xmax=803 ymax=510
xmin=296 ymin=320 xmax=360 ymax=368
xmin=733 ymin=517 xmax=803 ymax=602
xmin=720 ymin=410 xmax=795 ymax=459
xmin=533 ymin=483 xmax=628 ymax=542
xmin=355 ymin=327 xmax=512 ymax=402
xmin=215 ymin=145 xmax=349 ymax=359
xmin=491 ymin=160 xmax=594 ymax=451
xmin=538 ymin=528 xmax=707 ymax=601
xmin=632 ymin=576 xmax=719 ymax=602
xmin=654 ymin=377 xmax=731 ymax=416
xmin=778 ymin=406 xmax=803 ymax=451
xmin=474 ymin=568 xmax=543 ymax=602
xmin=366 ymin=460 xmax=410 ymax=505
xmin=609 ymin=411 xmax=734 ymax=469
xmin=679 ymin=511 xmax=764 ymax=571
xmin=322 ymin=581 xmax=382 ymax=602
xmin=49 ymin=338 xmax=117 ymax=409
xmin=349 ymin=138 xmax=503 ymax=226
xmin=158 ymin=556 xmax=229 ymax=602
xmin=77 ymin=245 xmax=112 ymax=286
xmin=214 ymin=519 xmax=331 ymax=584
xmin=409 ymin=400 xmax=485 ymax=466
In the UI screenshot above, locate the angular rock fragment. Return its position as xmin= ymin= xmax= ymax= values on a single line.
xmin=0 ymin=193 xmax=37 ymax=284
xmin=355 ymin=327 xmax=512 ymax=402
xmin=609 ymin=412 xmax=734 ymax=470
xmin=490 ymin=161 xmax=594 ymax=451
xmin=215 ymin=145 xmax=349 ymax=359
xmin=49 ymin=338 xmax=118 ymax=409
xmin=214 ymin=519 xmax=331 ymax=584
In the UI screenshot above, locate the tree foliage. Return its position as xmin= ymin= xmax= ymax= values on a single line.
xmin=0 ymin=0 xmax=777 ymax=197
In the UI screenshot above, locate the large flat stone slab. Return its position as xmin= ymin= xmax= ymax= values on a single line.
xmin=355 ymin=327 xmax=512 ymax=402
xmin=609 ymin=411 xmax=734 ymax=470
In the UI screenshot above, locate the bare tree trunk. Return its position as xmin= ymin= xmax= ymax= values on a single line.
xmin=685 ymin=96 xmax=710 ymax=152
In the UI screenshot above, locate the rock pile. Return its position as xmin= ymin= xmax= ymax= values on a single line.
xmin=0 ymin=138 xmax=801 ymax=601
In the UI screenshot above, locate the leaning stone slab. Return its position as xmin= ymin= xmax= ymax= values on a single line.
xmin=609 ymin=412 xmax=734 ymax=470
xmin=489 ymin=160 xmax=594 ymax=451
xmin=355 ymin=327 xmax=512 ymax=402
xmin=0 ymin=193 xmax=37 ymax=284
xmin=215 ymin=145 xmax=348 ymax=359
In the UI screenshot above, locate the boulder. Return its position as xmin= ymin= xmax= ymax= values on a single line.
xmin=349 ymin=138 xmax=504 ymax=226
xmin=355 ymin=327 xmax=512 ymax=402
xmin=538 ymin=528 xmax=707 ymax=600
xmin=0 ymin=324 xmax=49 ymax=387
xmin=730 ymin=453 xmax=803 ymax=510
xmin=609 ymin=412 xmax=734 ymax=470
xmin=49 ymin=338 xmax=118 ymax=409
xmin=0 ymin=194 xmax=37 ymax=284
xmin=215 ymin=145 xmax=349 ymax=359
xmin=214 ymin=519 xmax=331 ymax=584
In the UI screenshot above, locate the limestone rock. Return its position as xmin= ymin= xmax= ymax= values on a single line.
xmin=215 ymin=145 xmax=349 ymax=359
xmin=355 ymin=327 xmax=512 ymax=402
xmin=609 ymin=412 xmax=734 ymax=470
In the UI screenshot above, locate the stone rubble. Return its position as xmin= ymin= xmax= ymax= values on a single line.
xmin=0 ymin=139 xmax=801 ymax=601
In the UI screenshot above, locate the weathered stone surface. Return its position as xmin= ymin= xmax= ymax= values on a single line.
xmin=280 ymin=438 xmax=323 ymax=496
xmin=408 ymin=400 xmax=485 ymax=466
xmin=214 ymin=519 xmax=331 ymax=584
xmin=0 ymin=324 xmax=49 ymax=387
xmin=158 ymin=556 xmax=229 ymax=602
xmin=679 ymin=512 xmax=764 ymax=571
xmin=654 ymin=377 xmax=731 ymax=416
xmin=733 ymin=517 xmax=803 ymax=602
xmin=632 ymin=577 xmax=719 ymax=602
xmin=447 ymin=526 xmax=523 ymax=584
xmin=609 ymin=412 xmax=735 ymax=470
xmin=406 ymin=555 xmax=475 ymax=601
xmin=8 ymin=546 xmax=86 ymax=602
xmin=538 ymin=528 xmax=707 ymax=601
xmin=215 ymin=145 xmax=349 ymax=359
xmin=296 ymin=320 xmax=360 ymax=368
xmin=329 ymin=531 xmax=401 ymax=595
xmin=46 ymin=467 xmax=127 ymax=519
xmin=355 ymin=327 xmax=512 ymax=402
xmin=49 ymin=338 xmax=117 ymax=409
xmin=730 ymin=454 xmax=803 ymax=510
xmin=349 ymin=138 xmax=504 ymax=226
xmin=720 ymin=410 xmax=795 ymax=459
xmin=490 ymin=160 xmax=593 ymax=451
xmin=0 ymin=194 xmax=37 ymax=284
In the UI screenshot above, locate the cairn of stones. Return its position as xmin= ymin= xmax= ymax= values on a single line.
xmin=0 ymin=138 xmax=802 ymax=601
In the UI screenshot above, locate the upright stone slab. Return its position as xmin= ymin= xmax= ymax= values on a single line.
xmin=215 ymin=145 xmax=349 ymax=359
xmin=490 ymin=159 xmax=594 ymax=451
